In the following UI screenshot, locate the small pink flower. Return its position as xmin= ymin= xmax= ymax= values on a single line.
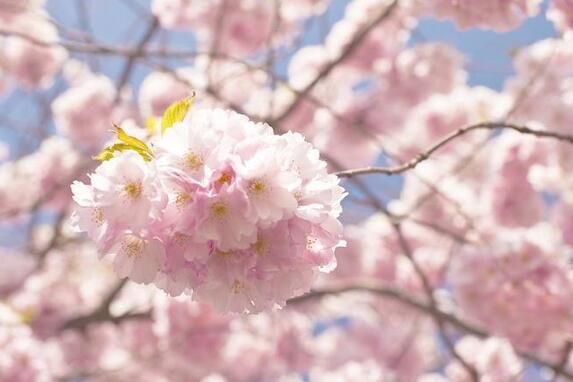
xmin=109 ymin=233 xmax=166 ymax=284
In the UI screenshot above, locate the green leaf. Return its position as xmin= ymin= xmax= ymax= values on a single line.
xmin=161 ymin=92 xmax=196 ymax=134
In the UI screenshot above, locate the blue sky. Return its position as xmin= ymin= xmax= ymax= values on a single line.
xmin=45 ymin=0 xmax=557 ymax=90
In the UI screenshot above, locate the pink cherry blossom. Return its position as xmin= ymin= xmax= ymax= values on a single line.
xmin=151 ymin=0 xmax=217 ymax=30
xmin=0 ymin=136 xmax=80 ymax=217
xmin=445 ymin=336 xmax=522 ymax=382
xmin=449 ymin=224 xmax=573 ymax=351
xmin=412 ymin=0 xmax=542 ymax=31
xmin=1 ymin=14 xmax=67 ymax=89
xmin=52 ymin=72 xmax=117 ymax=150
xmin=138 ymin=71 xmax=192 ymax=118
xmin=109 ymin=234 xmax=166 ymax=284
xmin=0 ymin=325 xmax=61 ymax=382
xmin=548 ymin=0 xmax=573 ymax=31
xmin=0 ymin=0 xmax=45 ymax=24
xmin=6 ymin=1 xmax=573 ymax=380
xmin=0 ymin=249 xmax=36 ymax=297
xmin=72 ymin=107 xmax=346 ymax=313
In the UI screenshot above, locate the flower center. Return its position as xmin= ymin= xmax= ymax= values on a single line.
xmin=173 ymin=233 xmax=189 ymax=248
xmin=184 ymin=151 xmax=203 ymax=171
xmin=251 ymin=238 xmax=267 ymax=255
xmin=293 ymin=191 xmax=302 ymax=202
xmin=306 ymin=236 xmax=319 ymax=251
xmin=175 ymin=192 xmax=192 ymax=207
xmin=211 ymin=200 xmax=228 ymax=218
xmin=217 ymin=170 xmax=233 ymax=186
xmin=249 ymin=179 xmax=267 ymax=195
xmin=90 ymin=208 xmax=104 ymax=226
xmin=121 ymin=236 xmax=145 ymax=257
xmin=231 ymin=279 xmax=244 ymax=294
xmin=124 ymin=182 xmax=142 ymax=199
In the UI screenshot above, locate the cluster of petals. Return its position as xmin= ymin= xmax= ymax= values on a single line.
xmin=72 ymin=106 xmax=346 ymax=313
xmin=52 ymin=65 xmax=118 ymax=150
xmin=0 ymin=324 xmax=61 ymax=382
xmin=0 ymin=136 xmax=80 ymax=217
xmin=277 ymin=41 xmax=466 ymax=169
xmin=410 ymin=0 xmax=542 ymax=31
xmin=0 ymin=2 xmax=66 ymax=93
xmin=448 ymin=224 xmax=573 ymax=351
xmin=421 ymin=336 xmax=522 ymax=382
xmin=548 ymin=0 xmax=573 ymax=32
xmin=151 ymin=0 xmax=329 ymax=57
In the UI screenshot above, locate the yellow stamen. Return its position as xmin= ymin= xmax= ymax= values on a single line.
xmin=249 ymin=179 xmax=267 ymax=195
xmin=121 ymin=236 xmax=145 ymax=257
xmin=215 ymin=250 xmax=232 ymax=257
xmin=91 ymin=208 xmax=104 ymax=226
xmin=293 ymin=191 xmax=303 ymax=202
xmin=184 ymin=152 xmax=203 ymax=171
xmin=231 ymin=279 xmax=244 ymax=294
xmin=211 ymin=201 xmax=228 ymax=218
xmin=175 ymin=192 xmax=192 ymax=207
xmin=217 ymin=171 xmax=233 ymax=185
xmin=306 ymin=236 xmax=318 ymax=250
xmin=251 ymin=238 xmax=267 ymax=255
xmin=124 ymin=182 xmax=142 ymax=199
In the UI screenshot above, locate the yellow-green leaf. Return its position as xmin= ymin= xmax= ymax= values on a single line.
xmin=115 ymin=125 xmax=152 ymax=153
xmin=161 ymin=92 xmax=196 ymax=134
xmin=93 ymin=143 xmax=131 ymax=161
xmin=93 ymin=126 xmax=154 ymax=162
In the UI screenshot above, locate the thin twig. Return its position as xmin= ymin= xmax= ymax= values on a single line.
xmin=335 ymin=122 xmax=573 ymax=178
xmin=115 ymin=16 xmax=160 ymax=97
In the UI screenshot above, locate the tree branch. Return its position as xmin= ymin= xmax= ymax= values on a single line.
xmin=272 ymin=0 xmax=399 ymax=126
xmin=60 ymin=279 xmax=150 ymax=331
xmin=288 ymin=280 xmax=573 ymax=380
xmin=115 ymin=16 xmax=160 ymax=96
xmin=335 ymin=122 xmax=573 ymax=178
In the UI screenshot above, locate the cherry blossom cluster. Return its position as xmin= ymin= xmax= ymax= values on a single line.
xmin=0 ymin=136 xmax=81 ymax=217
xmin=410 ymin=0 xmax=542 ymax=31
xmin=72 ymin=104 xmax=346 ymax=313
xmin=0 ymin=0 xmax=66 ymax=94
xmin=449 ymin=224 xmax=573 ymax=352
xmin=151 ymin=0 xmax=329 ymax=56
xmin=6 ymin=0 xmax=573 ymax=380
